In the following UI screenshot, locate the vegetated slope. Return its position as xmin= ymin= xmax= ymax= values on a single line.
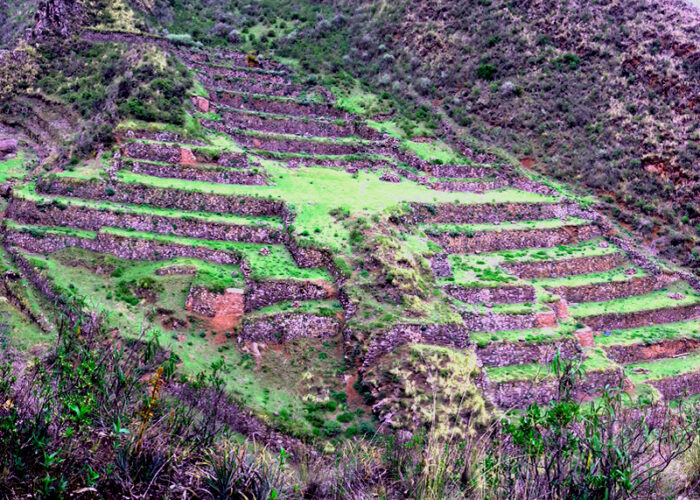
xmin=307 ymin=0 xmax=700 ymax=271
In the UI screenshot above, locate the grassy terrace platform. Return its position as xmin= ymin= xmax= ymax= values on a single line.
xmin=568 ymin=282 xmax=700 ymax=317
xmin=593 ymin=319 xmax=700 ymax=347
xmin=529 ymin=266 xmax=647 ymax=287
xmin=495 ymin=238 xmax=621 ymax=262
xmin=471 ymin=324 xmax=576 ymax=346
xmin=626 ymin=350 xmax=700 ymax=383
xmin=116 ymin=163 xmax=556 ymax=254
xmin=13 ymin=184 xmax=283 ymax=228
xmin=216 ymin=106 xmax=348 ymax=125
xmin=225 ymin=127 xmax=375 ymax=145
xmin=7 ymin=222 xmax=331 ymax=282
xmin=485 ymin=348 xmax=615 ymax=383
xmin=422 ymin=217 xmax=593 ymax=235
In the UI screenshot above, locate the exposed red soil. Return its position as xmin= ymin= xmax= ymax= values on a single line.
xmin=179 ymin=147 xmax=197 ymax=166
xmin=520 ymin=157 xmax=536 ymax=168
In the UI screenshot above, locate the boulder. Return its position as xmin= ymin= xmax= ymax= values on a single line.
xmin=0 ymin=138 xmax=18 ymax=160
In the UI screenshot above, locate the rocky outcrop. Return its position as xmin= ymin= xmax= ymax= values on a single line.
xmin=503 ymin=253 xmax=626 ymax=279
xmin=0 ymin=138 xmax=18 ymax=161
xmin=578 ymin=304 xmax=700 ymax=331
xmin=239 ymin=313 xmax=340 ymax=343
xmin=428 ymin=224 xmax=601 ymax=254
xmin=445 ymin=284 xmax=536 ymax=304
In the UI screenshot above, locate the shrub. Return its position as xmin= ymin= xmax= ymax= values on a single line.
xmin=477 ymin=64 xmax=497 ymax=80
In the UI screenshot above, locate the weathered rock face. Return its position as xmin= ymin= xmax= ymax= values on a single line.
xmin=239 ymin=313 xmax=340 ymax=343
xmin=477 ymin=338 xmax=581 ymax=367
xmin=6 ymin=197 xmax=284 ymax=244
xmin=244 ymin=279 xmax=336 ymax=312
xmin=444 ymin=284 xmax=536 ymax=304
xmin=36 ymin=177 xmax=284 ymax=217
xmin=428 ymin=224 xmax=601 ymax=254
xmin=606 ymin=337 xmax=700 ymax=364
xmin=31 ymin=0 xmax=82 ymax=39
xmin=5 ymin=228 xmax=241 ymax=265
xmin=0 ymin=138 xmax=18 ymax=160
xmin=579 ymin=304 xmax=700 ymax=331
xmin=503 ymin=253 xmax=626 ymax=279
xmin=549 ymin=275 xmax=675 ymax=304
xmin=360 ymin=323 xmax=470 ymax=369
xmin=488 ymin=369 xmax=623 ymax=409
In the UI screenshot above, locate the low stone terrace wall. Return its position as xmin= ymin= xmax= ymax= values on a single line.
xmin=431 ymin=179 xmax=509 ymax=193
xmin=206 ymin=125 xmax=369 ymax=155
xmin=239 ymin=313 xmax=340 ymax=343
xmin=606 ymin=337 xmax=700 ymax=364
xmin=489 ymin=368 xmax=623 ymax=409
xmin=503 ymin=253 xmax=627 ymax=279
xmin=650 ymin=371 xmax=700 ymax=401
xmin=549 ymin=275 xmax=674 ymax=304
xmin=118 ymin=129 xmax=206 ymax=146
xmin=478 ymin=338 xmax=580 ymax=367
xmin=360 ymin=323 xmax=470 ymax=369
xmin=244 ymin=279 xmax=335 ymax=312
xmin=190 ymin=62 xmax=291 ymax=84
xmin=127 ymin=161 xmax=267 ymax=185
xmin=429 ymin=164 xmax=492 ymax=179
xmin=36 ymin=177 xmax=285 ymax=217
xmin=4 ymin=228 xmax=241 ymax=265
xmin=461 ymin=310 xmax=542 ymax=332
xmin=429 ymin=224 xmax=602 ymax=254
xmin=404 ymin=202 xmax=572 ymax=224
xmin=284 ymin=236 xmax=346 ymax=282
xmin=580 ymin=303 xmax=700 ymax=331
xmin=6 ymin=197 xmax=284 ymax=245
xmin=209 ymin=91 xmax=348 ymax=119
xmin=123 ymin=142 xmax=246 ymax=168
xmin=199 ymin=74 xmax=307 ymax=98
xmin=430 ymin=253 xmax=452 ymax=277
xmin=444 ymin=284 xmax=536 ymax=304
xmin=175 ymin=48 xmax=289 ymax=72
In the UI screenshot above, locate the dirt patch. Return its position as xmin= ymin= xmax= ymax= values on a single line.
xmin=520 ymin=157 xmax=535 ymax=168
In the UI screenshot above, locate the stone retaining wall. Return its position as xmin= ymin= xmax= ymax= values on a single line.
xmin=405 ymin=202 xmax=572 ymax=225
xmin=431 ymin=179 xmax=508 ymax=193
xmin=284 ymin=236 xmax=346 ymax=282
xmin=478 ymin=338 xmax=580 ymax=367
xmin=210 ymin=91 xmax=347 ymax=119
xmin=550 ymin=275 xmax=674 ymax=304
xmin=429 ymin=224 xmax=601 ymax=254
xmin=127 ymin=161 xmax=267 ymax=185
xmin=5 ymin=228 xmax=242 ymax=265
xmin=580 ymin=303 xmax=700 ymax=331
xmin=430 ymin=253 xmax=452 ymax=277
xmin=244 ymin=279 xmax=335 ymax=312
xmin=489 ymin=369 xmax=623 ymax=409
xmin=649 ymin=372 xmax=700 ymax=400
xmin=118 ymin=128 xmax=206 ymax=146
xmin=606 ymin=337 xmax=700 ymax=364
xmin=200 ymin=73 xmax=308 ymax=99
xmin=360 ymin=323 xmax=470 ymax=369
xmin=239 ymin=313 xmax=340 ymax=343
xmin=503 ymin=253 xmax=626 ymax=279
xmin=123 ymin=142 xmax=245 ymax=168
xmin=206 ymin=124 xmax=370 ymax=156
xmin=461 ymin=310 xmax=539 ymax=332
xmin=191 ymin=62 xmax=291 ymax=84
xmin=429 ymin=164 xmax=491 ymax=179
xmin=444 ymin=284 xmax=536 ymax=304
xmin=36 ymin=177 xmax=285 ymax=217
xmin=6 ymin=197 xmax=283 ymax=245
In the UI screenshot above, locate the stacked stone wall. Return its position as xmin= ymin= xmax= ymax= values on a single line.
xmin=550 ymin=275 xmax=674 ymax=303
xmin=478 ymin=338 xmax=580 ymax=367
xmin=244 ymin=279 xmax=335 ymax=312
xmin=429 ymin=224 xmax=601 ymax=254
xmin=239 ymin=313 xmax=340 ymax=343
xmin=127 ymin=161 xmax=266 ymax=185
xmin=200 ymin=73 xmax=307 ymax=98
xmin=405 ymin=202 xmax=572 ymax=225
xmin=503 ymin=253 xmax=626 ymax=279
xmin=190 ymin=62 xmax=291 ymax=84
xmin=606 ymin=337 xmax=700 ymax=364
xmin=6 ymin=197 xmax=283 ymax=245
xmin=650 ymin=372 xmax=700 ymax=400
xmin=461 ymin=310 xmax=538 ymax=332
xmin=429 ymin=164 xmax=491 ymax=179
xmin=444 ymin=284 xmax=536 ymax=304
xmin=580 ymin=304 xmax=700 ymax=331
xmin=123 ymin=142 xmax=246 ymax=168
xmin=210 ymin=91 xmax=347 ymax=119
xmin=36 ymin=177 xmax=284 ymax=217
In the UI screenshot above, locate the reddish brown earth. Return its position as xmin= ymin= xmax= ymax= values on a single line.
xmin=179 ymin=147 xmax=197 ymax=166
xmin=535 ymin=311 xmax=557 ymax=328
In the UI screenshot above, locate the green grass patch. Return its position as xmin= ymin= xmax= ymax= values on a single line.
xmin=594 ymin=319 xmax=700 ymax=347
xmin=626 ymin=350 xmax=700 ymax=383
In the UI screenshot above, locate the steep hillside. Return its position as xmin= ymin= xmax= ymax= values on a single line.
xmin=1 ymin=0 xmax=700 ymax=498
